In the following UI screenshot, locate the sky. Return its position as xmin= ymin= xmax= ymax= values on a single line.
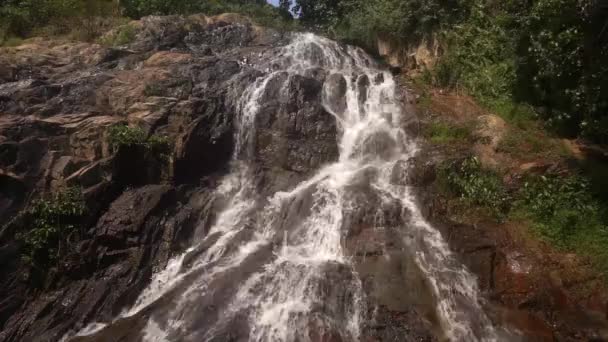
xmin=267 ymin=0 xmax=279 ymax=6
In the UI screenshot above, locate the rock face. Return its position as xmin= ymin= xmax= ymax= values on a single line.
xmin=0 ymin=14 xmax=343 ymax=342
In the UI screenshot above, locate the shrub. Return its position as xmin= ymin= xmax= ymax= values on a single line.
xmin=17 ymin=187 xmax=86 ymax=268
xmin=514 ymin=175 xmax=608 ymax=273
xmin=432 ymin=2 xmax=518 ymax=99
xmin=108 ymin=124 xmax=147 ymax=149
xmin=108 ymin=124 xmax=171 ymax=159
xmin=517 ymin=176 xmax=604 ymax=242
xmin=440 ymin=156 xmax=510 ymax=218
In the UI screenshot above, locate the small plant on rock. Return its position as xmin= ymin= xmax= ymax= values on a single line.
xmin=440 ymin=156 xmax=510 ymax=219
xmin=108 ymin=124 xmax=147 ymax=149
xmin=17 ymin=187 xmax=86 ymax=268
xmin=108 ymin=124 xmax=171 ymax=160
xmin=147 ymin=134 xmax=171 ymax=159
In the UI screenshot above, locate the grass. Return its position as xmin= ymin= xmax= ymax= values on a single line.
xmin=424 ymin=121 xmax=473 ymax=145
xmin=496 ymin=127 xmax=571 ymax=162
xmin=0 ymin=35 xmax=25 ymax=47
xmin=513 ymin=175 xmax=608 ymax=275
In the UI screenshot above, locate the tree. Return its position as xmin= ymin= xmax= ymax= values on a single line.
xmin=291 ymin=0 xmax=345 ymax=28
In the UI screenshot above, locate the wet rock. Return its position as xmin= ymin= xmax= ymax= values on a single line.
xmin=356 ymin=74 xmax=370 ymax=109
xmin=324 ymin=73 xmax=347 ymax=116
xmin=95 ymin=185 xmax=171 ymax=244
xmin=173 ymin=98 xmax=235 ymax=184
xmin=352 ymin=131 xmax=397 ymax=161
xmin=255 ymin=73 xmax=339 ymax=192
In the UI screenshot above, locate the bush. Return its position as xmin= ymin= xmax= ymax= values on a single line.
xmin=515 ymin=175 xmax=608 ymax=272
xmin=108 ymin=124 xmax=147 ymax=149
xmin=17 ymin=187 xmax=86 ymax=268
xmin=108 ymin=124 xmax=171 ymax=159
xmin=440 ymin=156 xmax=510 ymax=218
xmin=517 ymin=176 xmax=604 ymax=242
xmin=437 ymin=156 xmax=608 ymax=272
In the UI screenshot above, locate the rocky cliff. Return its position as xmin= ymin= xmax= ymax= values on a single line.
xmin=0 ymin=14 xmax=323 ymax=341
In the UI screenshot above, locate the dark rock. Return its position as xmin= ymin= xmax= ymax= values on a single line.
xmin=324 ymin=73 xmax=347 ymax=116
xmin=254 ymin=73 xmax=339 ymax=192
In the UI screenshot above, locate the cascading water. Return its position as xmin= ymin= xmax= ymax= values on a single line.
xmin=72 ymin=33 xmax=499 ymax=342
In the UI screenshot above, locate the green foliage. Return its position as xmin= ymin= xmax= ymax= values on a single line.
xmin=439 ymin=155 xmax=608 ymax=272
xmin=425 ymin=121 xmax=473 ymax=144
xmin=146 ymin=134 xmax=171 ymax=158
xmin=440 ymin=156 xmax=510 ymax=218
xmin=0 ymin=0 xmax=119 ymax=41
xmin=519 ymin=176 xmax=595 ymax=227
xmin=99 ymin=23 xmax=136 ymax=46
xmin=431 ymin=0 xmax=608 ymax=143
xmin=289 ymin=0 xmax=607 ymax=144
xmin=0 ymin=0 xmax=295 ymax=43
xmin=515 ymin=0 xmax=608 ymax=140
xmin=108 ymin=124 xmax=147 ymax=149
xmin=108 ymin=124 xmax=171 ymax=159
xmin=286 ymin=0 xmax=470 ymax=45
xmin=231 ymin=2 xmax=297 ymax=30
xmin=17 ymin=188 xmax=86 ymax=268
xmin=120 ymin=0 xmax=295 ymax=30
xmin=514 ymin=175 xmax=608 ymax=272
xmin=0 ymin=35 xmax=24 ymax=47
xmin=479 ymin=98 xmax=537 ymax=129
xmin=434 ymin=4 xmax=517 ymax=98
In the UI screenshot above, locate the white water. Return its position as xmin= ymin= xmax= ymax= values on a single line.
xmin=72 ymin=33 xmax=498 ymax=341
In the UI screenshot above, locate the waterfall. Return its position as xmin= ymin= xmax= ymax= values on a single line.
xmin=73 ymin=33 xmax=498 ymax=342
